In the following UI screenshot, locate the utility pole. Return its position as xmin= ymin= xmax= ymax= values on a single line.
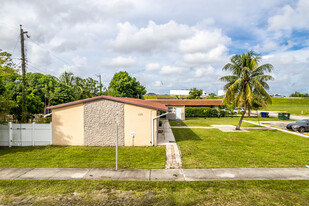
xmin=20 ymin=25 xmax=29 ymax=123
xmin=96 ymin=74 xmax=102 ymax=95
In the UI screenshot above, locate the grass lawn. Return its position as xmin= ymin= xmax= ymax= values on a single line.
xmin=0 ymin=146 xmax=165 ymax=169
xmin=1 ymin=180 xmax=309 ymax=205
xmin=173 ymin=128 xmax=309 ymax=168
xmin=169 ymin=117 xmax=277 ymax=127
xmin=265 ymin=98 xmax=309 ymax=115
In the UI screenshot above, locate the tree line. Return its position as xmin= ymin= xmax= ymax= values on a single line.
xmin=0 ymin=49 xmax=146 ymax=122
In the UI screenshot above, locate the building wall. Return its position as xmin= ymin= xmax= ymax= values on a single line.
xmin=84 ymin=99 xmax=124 ymax=146
xmin=52 ymin=103 xmax=84 ymax=145
xmin=124 ymin=104 xmax=158 ymax=146
xmin=166 ymin=106 xmax=185 ymax=120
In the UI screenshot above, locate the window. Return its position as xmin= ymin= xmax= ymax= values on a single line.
xmin=168 ymin=107 xmax=173 ymax=112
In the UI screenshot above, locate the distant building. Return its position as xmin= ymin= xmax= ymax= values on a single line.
xmin=170 ymin=89 xmax=207 ymax=96
xmin=218 ymin=90 xmax=226 ymax=97
xmin=148 ymin=99 xmax=224 ymax=120
xmin=271 ymin=93 xmax=285 ymax=98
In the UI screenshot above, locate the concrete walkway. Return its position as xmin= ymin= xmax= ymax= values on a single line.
xmin=171 ymin=125 xmax=274 ymax=131
xmin=158 ymin=120 xmax=183 ymax=169
xmin=158 ymin=119 xmax=176 ymax=145
xmin=1 ymin=168 xmax=309 ymax=181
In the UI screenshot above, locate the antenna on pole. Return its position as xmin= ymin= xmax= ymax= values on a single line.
xmin=96 ymin=74 xmax=102 ymax=95
xmin=20 ymin=25 xmax=30 ymax=123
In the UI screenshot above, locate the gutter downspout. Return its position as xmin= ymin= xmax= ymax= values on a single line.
xmin=152 ymin=112 xmax=169 ymax=146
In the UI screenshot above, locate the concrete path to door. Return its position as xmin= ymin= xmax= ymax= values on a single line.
xmin=1 ymin=168 xmax=309 ymax=181
xmin=171 ymin=125 xmax=274 ymax=132
xmin=157 ymin=120 xmax=182 ymax=169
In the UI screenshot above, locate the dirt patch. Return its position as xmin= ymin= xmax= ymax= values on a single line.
xmin=0 ymin=189 xmax=157 ymax=205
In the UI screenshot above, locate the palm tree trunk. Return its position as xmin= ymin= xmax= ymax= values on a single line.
xmin=248 ymin=108 xmax=251 ymax=117
xmin=236 ymin=106 xmax=247 ymax=130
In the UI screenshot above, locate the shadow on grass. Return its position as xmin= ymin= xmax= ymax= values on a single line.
xmin=172 ymin=128 xmax=202 ymax=142
xmin=0 ymin=145 xmax=69 ymax=157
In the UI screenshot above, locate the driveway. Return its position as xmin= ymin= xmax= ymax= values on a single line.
xmin=257 ymin=120 xmax=294 ymax=130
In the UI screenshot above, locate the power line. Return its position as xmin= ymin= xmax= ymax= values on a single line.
xmin=27 ymin=38 xmax=72 ymax=66
xmin=26 ymin=62 xmax=49 ymax=75
xmin=10 ymin=35 xmax=20 ymax=56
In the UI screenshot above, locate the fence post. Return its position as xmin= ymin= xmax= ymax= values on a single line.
xmin=8 ymin=122 xmax=12 ymax=148
xmin=32 ymin=122 xmax=35 ymax=146
xmin=50 ymin=122 xmax=52 ymax=145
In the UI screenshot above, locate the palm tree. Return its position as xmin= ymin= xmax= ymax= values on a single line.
xmin=59 ymin=72 xmax=74 ymax=87
xmin=219 ymin=51 xmax=274 ymax=130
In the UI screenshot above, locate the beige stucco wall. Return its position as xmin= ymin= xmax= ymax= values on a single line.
xmin=166 ymin=106 xmax=185 ymax=120
xmin=52 ymin=103 xmax=84 ymax=145
xmin=124 ymin=104 xmax=158 ymax=146
xmin=84 ymin=99 xmax=124 ymax=146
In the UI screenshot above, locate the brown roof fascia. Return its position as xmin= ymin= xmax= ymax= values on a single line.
xmin=46 ymin=95 xmax=168 ymax=112
xmin=147 ymin=99 xmax=224 ymax=106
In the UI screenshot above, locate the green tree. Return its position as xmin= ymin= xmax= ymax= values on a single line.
xmin=290 ymin=91 xmax=309 ymax=97
xmin=219 ymin=51 xmax=274 ymax=130
xmin=0 ymin=50 xmax=19 ymax=121
xmin=108 ymin=71 xmax=146 ymax=98
xmin=187 ymin=88 xmax=203 ymax=99
xmin=59 ymin=71 xmax=74 ymax=87
xmin=208 ymin=93 xmax=216 ymax=98
xmin=27 ymin=73 xmax=76 ymax=107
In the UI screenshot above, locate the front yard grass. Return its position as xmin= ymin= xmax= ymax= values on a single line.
xmin=265 ymin=98 xmax=309 ymax=115
xmin=169 ymin=117 xmax=277 ymax=127
xmin=0 ymin=146 xmax=165 ymax=169
xmin=173 ymin=128 xmax=309 ymax=168
xmin=1 ymin=180 xmax=309 ymax=205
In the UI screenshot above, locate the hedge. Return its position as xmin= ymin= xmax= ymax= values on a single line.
xmin=185 ymin=107 xmax=225 ymax=117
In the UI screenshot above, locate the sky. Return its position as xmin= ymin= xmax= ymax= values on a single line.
xmin=0 ymin=0 xmax=308 ymax=96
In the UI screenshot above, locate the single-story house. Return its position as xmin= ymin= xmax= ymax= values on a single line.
xmin=147 ymin=99 xmax=224 ymax=120
xmin=46 ymin=96 xmax=168 ymax=147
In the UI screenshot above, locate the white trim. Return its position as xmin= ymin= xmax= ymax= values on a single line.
xmin=152 ymin=112 xmax=169 ymax=146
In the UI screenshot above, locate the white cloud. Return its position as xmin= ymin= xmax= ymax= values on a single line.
xmin=153 ymin=80 xmax=162 ymax=87
xmin=145 ymin=63 xmax=160 ymax=72
xmin=160 ymin=65 xmax=188 ymax=75
xmin=112 ymin=20 xmax=192 ymax=53
xmin=60 ymin=56 xmax=88 ymax=76
xmin=183 ymin=45 xmax=229 ymax=64
xmin=110 ymin=56 xmax=136 ymax=67
xmin=254 ymin=40 xmax=295 ymax=52
xmin=268 ymin=0 xmax=309 ymax=32
xmin=193 ymin=65 xmax=215 ymax=78
xmin=179 ymin=30 xmax=230 ymax=53
xmin=261 ymin=48 xmax=309 ymax=94
xmin=0 ymin=0 xmax=308 ymax=95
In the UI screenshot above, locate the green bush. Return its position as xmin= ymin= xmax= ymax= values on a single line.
xmin=185 ymin=107 xmax=224 ymax=117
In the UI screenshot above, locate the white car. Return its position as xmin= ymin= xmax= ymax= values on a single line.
xmin=233 ymin=108 xmax=245 ymax=114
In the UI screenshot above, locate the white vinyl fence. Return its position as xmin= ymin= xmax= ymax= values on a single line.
xmin=0 ymin=122 xmax=52 ymax=147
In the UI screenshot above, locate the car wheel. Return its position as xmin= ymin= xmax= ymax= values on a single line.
xmin=299 ymin=127 xmax=305 ymax=133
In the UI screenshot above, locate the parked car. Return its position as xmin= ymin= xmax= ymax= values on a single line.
xmin=233 ymin=108 xmax=245 ymax=114
xmin=286 ymin=119 xmax=309 ymax=133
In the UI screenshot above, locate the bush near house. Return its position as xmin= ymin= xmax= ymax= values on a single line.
xmin=185 ymin=107 xmax=225 ymax=117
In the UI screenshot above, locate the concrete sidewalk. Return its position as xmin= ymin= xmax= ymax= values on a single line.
xmin=1 ymin=168 xmax=309 ymax=181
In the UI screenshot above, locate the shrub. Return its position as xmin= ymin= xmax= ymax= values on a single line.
xmin=185 ymin=107 xmax=224 ymax=117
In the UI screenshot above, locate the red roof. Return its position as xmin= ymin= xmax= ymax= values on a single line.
xmin=46 ymin=95 xmax=168 ymax=111
xmin=147 ymin=99 xmax=224 ymax=106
